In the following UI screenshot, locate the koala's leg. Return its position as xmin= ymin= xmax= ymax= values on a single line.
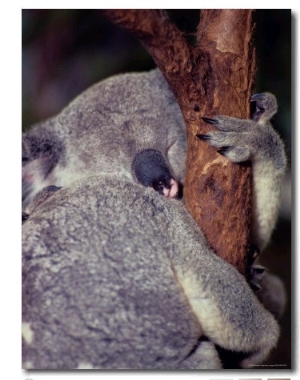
xmin=198 ymin=96 xmax=287 ymax=250
xmin=169 ymin=206 xmax=280 ymax=367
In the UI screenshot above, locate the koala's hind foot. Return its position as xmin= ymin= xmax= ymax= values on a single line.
xmin=247 ymin=265 xmax=266 ymax=291
xmin=245 ymin=244 xmax=265 ymax=291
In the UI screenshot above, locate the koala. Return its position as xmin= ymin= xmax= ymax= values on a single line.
xmin=22 ymin=69 xmax=185 ymax=209
xmin=22 ymin=69 xmax=287 ymax=369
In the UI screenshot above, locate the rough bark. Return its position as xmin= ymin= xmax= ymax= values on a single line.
xmin=104 ymin=9 xmax=256 ymax=274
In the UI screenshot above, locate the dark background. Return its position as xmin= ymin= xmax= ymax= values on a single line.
xmin=22 ymin=9 xmax=292 ymax=369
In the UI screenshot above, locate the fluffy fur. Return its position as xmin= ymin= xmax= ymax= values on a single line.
xmin=22 ymin=69 xmax=286 ymax=369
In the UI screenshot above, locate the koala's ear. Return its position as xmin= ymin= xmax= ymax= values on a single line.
xmin=22 ymin=132 xmax=63 ymax=207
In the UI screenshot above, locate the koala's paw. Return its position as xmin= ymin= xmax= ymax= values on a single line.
xmin=255 ymin=271 xmax=287 ymax=320
xmin=197 ymin=116 xmax=253 ymax=163
xmin=250 ymin=92 xmax=277 ymax=123
xmin=245 ymin=244 xmax=264 ymax=291
xmin=248 ymin=264 xmax=266 ymax=291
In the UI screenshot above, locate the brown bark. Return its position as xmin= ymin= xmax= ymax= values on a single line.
xmin=104 ymin=9 xmax=256 ymax=274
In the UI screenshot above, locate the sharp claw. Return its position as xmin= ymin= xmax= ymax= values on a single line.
xmin=202 ymin=117 xmax=219 ymax=125
xmin=218 ymin=147 xmax=231 ymax=155
xmin=196 ymin=134 xmax=211 ymax=141
xmin=250 ymin=93 xmax=264 ymax=102
xmin=247 ymin=244 xmax=260 ymax=266
xmin=249 ymin=281 xmax=262 ymax=291
xmin=247 ymin=264 xmax=266 ymax=289
xmin=251 ymin=265 xmax=266 ymax=277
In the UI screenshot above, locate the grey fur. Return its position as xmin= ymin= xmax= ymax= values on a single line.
xmin=22 ymin=69 xmax=185 ymax=208
xmin=22 ymin=70 xmax=287 ymax=369
xmin=23 ymin=176 xmax=282 ymax=369
xmin=200 ymin=92 xmax=287 ymax=249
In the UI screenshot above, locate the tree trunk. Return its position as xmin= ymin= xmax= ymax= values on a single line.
xmin=104 ymin=9 xmax=256 ymax=274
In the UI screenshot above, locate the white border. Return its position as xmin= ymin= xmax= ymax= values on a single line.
xmin=1 ymin=2 xmax=297 ymax=379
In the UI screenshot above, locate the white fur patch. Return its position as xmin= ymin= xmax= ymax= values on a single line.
xmin=22 ymin=322 xmax=34 ymax=345
xmin=76 ymin=362 xmax=94 ymax=369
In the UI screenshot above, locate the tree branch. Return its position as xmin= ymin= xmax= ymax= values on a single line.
xmin=104 ymin=9 xmax=256 ymax=274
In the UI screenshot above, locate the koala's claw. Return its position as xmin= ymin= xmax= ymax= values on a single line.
xmin=250 ymin=92 xmax=266 ymax=103
xmin=249 ymin=281 xmax=262 ymax=292
xmin=202 ymin=117 xmax=219 ymax=125
xmin=247 ymin=265 xmax=266 ymax=292
xmin=196 ymin=133 xmax=211 ymax=141
xmin=247 ymin=244 xmax=261 ymax=267
xmin=250 ymin=92 xmax=278 ymax=123
xmin=246 ymin=244 xmax=265 ymax=291
xmin=218 ymin=146 xmax=232 ymax=156
xmin=250 ymin=264 xmax=266 ymax=278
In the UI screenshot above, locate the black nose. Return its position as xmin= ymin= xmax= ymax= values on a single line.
xmin=132 ymin=149 xmax=173 ymax=192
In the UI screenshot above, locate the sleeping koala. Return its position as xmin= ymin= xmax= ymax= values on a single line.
xmin=22 ymin=69 xmax=287 ymax=369
xmin=22 ymin=69 xmax=185 ymax=209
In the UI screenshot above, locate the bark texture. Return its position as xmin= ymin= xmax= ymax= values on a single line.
xmin=104 ymin=9 xmax=256 ymax=274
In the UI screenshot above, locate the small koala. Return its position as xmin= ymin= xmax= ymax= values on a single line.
xmin=22 ymin=69 xmax=287 ymax=369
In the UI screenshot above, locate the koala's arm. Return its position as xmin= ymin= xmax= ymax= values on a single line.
xmin=168 ymin=207 xmax=280 ymax=368
xmin=199 ymin=93 xmax=287 ymax=250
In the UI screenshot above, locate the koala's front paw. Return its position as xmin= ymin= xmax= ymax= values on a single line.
xmin=250 ymin=92 xmax=278 ymax=123
xmin=197 ymin=116 xmax=253 ymax=163
xmin=197 ymin=92 xmax=283 ymax=167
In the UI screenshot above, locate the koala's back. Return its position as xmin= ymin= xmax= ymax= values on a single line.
xmin=22 ymin=176 xmax=211 ymax=369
